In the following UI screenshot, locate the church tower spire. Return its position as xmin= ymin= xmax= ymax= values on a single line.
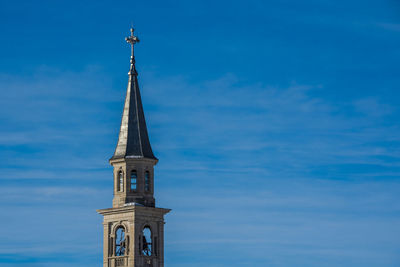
xmin=112 ymin=28 xmax=156 ymax=161
xmin=110 ymin=27 xmax=157 ymax=208
xmin=98 ymin=28 xmax=170 ymax=267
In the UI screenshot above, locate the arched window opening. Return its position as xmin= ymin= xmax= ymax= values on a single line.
xmin=118 ymin=171 xmax=124 ymax=192
xmin=130 ymin=170 xmax=137 ymax=191
xmin=115 ymin=227 xmax=126 ymax=256
xmin=142 ymin=226 xmax=152 ymax=256
xmin=145 ymin=171 xmax=150 ymax=192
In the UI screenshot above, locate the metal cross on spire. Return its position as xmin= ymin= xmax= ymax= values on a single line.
xmin=126 ymin=28 xmax=140 ymax=75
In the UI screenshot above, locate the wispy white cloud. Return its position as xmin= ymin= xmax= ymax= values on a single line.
xmin=0 ymin=69 xmax=399 ymax=266
xmin=377 ymin=22 xmax=400 ymax=32
xmin=160 ymin=177 xmax=400 ymax=265
xmin=353 ymin=97 xmax=394 ymax=117
xmin=140 ymin=73 xmax=400 ymax=182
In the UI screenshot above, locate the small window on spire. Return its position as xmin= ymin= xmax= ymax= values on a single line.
xmin=145 ymin=171 xmax=150 ymax=192
xmin=130 ymin=171 xmax=137 ymax=191
xmin=118 ymin=171 xmax=124 ymax=192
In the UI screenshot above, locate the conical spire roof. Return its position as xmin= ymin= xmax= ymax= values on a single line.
xmin=111 ymin=28 xmax=156 ymax=160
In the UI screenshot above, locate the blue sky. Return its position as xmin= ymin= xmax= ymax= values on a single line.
xmin=0 ymin=0 xmax=400 ymax=266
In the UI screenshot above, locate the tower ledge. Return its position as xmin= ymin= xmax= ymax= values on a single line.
xmin=97 ymin=205 xmax=171 ymax=217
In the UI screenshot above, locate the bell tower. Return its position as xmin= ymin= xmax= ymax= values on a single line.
xmin=97 ymin=28 xmax=171 ymax=267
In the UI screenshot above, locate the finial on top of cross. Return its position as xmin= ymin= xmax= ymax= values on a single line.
xmin=126 ymin=28 xmax=140 ymax=46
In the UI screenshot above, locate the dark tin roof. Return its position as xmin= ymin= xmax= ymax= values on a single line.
xmin=111 ymin=29 xmax=156 ymax=161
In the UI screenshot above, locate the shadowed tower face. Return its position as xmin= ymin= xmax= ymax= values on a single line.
xmin=97 ymin=28 xmax=170 ymax=267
